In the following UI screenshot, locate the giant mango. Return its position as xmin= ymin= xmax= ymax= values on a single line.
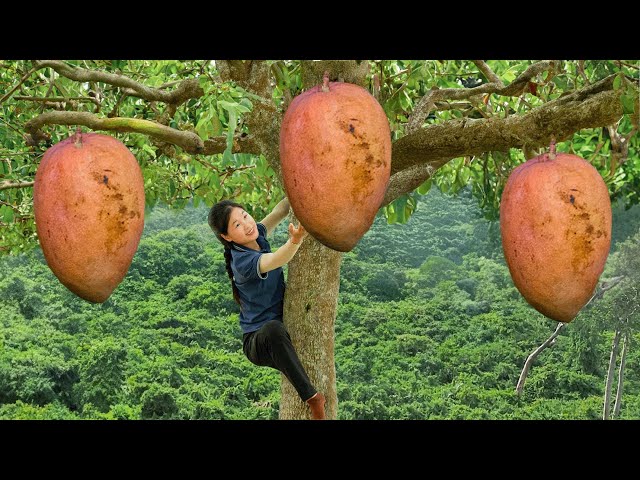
xmin=500 ymin=151 xmax=612 ymax=322
xmin=34 ymin=132 xmax=145 ymax=303
xmin=280 ymin=80 xmax=391 ymax=252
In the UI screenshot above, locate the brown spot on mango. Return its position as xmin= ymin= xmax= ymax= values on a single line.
xmin=33 ymin=132 xmax=145 ymax=303
xmin=280 ymin=81 xmax=391 ymax=252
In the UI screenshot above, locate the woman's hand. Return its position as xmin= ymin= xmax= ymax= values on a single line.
xmin=288 ymin=222 xmax=308 ymax=245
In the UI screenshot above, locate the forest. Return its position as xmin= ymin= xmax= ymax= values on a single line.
xmin=1 ymin=185 xmax=638 ymax=420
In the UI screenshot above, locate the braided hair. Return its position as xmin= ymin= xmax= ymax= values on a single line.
xmin=208 ymin=200 xmax=246 ymax=307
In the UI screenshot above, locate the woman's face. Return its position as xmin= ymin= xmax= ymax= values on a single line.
xmin=221 ymin=207 xmax=259 ymax=246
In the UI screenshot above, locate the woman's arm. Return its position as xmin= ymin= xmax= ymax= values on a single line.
xmin=258 ymin=222 xmax=308 ymax=273
xmin=260 ymin=198 xmax=290 ymax=237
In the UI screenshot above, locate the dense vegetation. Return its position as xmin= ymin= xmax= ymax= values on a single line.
xmin=2 ymin=186 xmax=638 ymax=419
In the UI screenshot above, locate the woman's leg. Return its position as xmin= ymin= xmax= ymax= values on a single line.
xmin=243 ymin=320 xmax=316 ymax=402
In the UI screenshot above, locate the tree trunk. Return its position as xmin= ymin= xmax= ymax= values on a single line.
xmin=516 ymin=322 xmax=565 ymax=396
xmin=612 ymin=331 xmax=629 ymax=419
xmin=279 ymin=235 xmax=343 ymax=419
xmin=603 ymin=329 xmax=621 ymax=420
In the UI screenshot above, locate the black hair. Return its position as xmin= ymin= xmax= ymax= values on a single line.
xmin=208 ymin=199 xmax=245 ymax=307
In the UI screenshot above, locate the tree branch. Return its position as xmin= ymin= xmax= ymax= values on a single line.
xmin=407 ymin=61 xmax=557 ymax=133
xmin=382 ymin=163 xmax=436 ymax=207
xmin=23 ymin=110 xmax=262 ymax=157
xmin=25 ymin=111 xmax=205 ymax=153
xmin=391 ymin=75 xmax=630 ymax=181
xmin=516 ymin=322 xmax=566 ymax=396
xmin=203 ymin=134 xmax=261 ymax=155
xmin=32 ymin=60 xmax=203 ymax=106
xmin=0 ymin=180 xmax=35 ymax=191
xmin=515 ymin=275 xmax=625 ymax=397
xmin=0 ymin=65 xmax=37 ymax=104
xmin=218 ymin=60 xmax=281 ymax=177
xmin=473 ymin=60 xmax=504 ymax=85
xmin=15 ymin=95 xmax=100 ymax=107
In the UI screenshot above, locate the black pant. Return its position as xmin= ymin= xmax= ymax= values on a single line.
xmin=243 ymin=320 xmax=316 ymax=402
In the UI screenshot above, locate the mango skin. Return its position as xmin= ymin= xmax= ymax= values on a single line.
xmin=280 ymin=81 xmax=391 ymax=252
xmin=500 ymin=152 xmax=612 ymax=322
xmin=34 ymin=132 xmax=145 ymax=303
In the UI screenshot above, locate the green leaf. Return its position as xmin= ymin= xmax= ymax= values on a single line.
xmin=141 ymin=144 xmax=156 ymax=158
xmin=417 ymin=178 xmax=432 ymax=195
xmin=386 ymin=208 xmax=397 ymax=224
xmin=552 ymin=76 xmax=568 ymax=90
xmin=613 ymin=73 xmax=623 ymax=90
xmin=218 ymin=100 xmax=251 ymax=114
xmin=195 ymin=116 xmax=211 ymax=140
xmin=222 ymin=110 xmax=238 ymax=165
xmin=1 ymin=206 xmax=13 ymax=223
xmin=399 ymin=90 xmax=413 ymax=111
xmin=210 ymin=112 xmax=222 ymax=136
xmin=621 ymin=94 xmax=637 ymax=115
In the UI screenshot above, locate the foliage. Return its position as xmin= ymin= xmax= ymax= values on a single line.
xmin=1 ymin=60 xmax=638 ymax=254
xmin=1 ymin=187 xmax=639 ymax=419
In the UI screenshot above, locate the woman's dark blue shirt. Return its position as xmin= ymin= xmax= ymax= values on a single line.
xmin=229 ymin=222 xmax=286 ymax=334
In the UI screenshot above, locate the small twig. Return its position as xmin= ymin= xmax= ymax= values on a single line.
xmin=194 ymin=156 xmax=222 ymax=173
xmin=616 ymin=61 xmax=640 ymax=70
xmin=14 ymin=95 xmax=100 ymax=106
xmin=0 ymin=116 xmax=25 ymax=136
xmin=386 ymin=68 xmax=410 ymax=81
xmin=0 ymin=180 xmax=34 ymax=191
xmin=0 ymin=65 xmax=37 ymax=104
xmin=472 ymin=60 xmax=503 ymax=85
xmin=591 ymin=141 xmax=605 ymax=161
xmin=578 ymin=60 xmax=590 ymax=85
xmin=434 ymin=101 xmax=474 ymax=111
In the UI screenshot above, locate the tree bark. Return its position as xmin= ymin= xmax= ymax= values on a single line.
xmin=276 ymin=61 xmax=367 ymax=420
xmin=612 ymin=331 xmax=629 ymax=419
xmin=279 ymin=235 xmax=343 ymax=419
xmin=603 ymin=329 xmax=621 ymax=420
xmin=516 ymin=323 xmax=565 ymax=396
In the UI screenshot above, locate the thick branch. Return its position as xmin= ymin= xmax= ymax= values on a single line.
xmin=25 ymin=111 xmax=204 ymax=153
xmin=0 ymin=180 xmax=35 ymax=191
xmin=218 ymin=60 xmax=281 ymax=178
xmin=382 ymin=163 xmax=436 ymax=207
xmin=203 ymin=135 xmax=261 ymax=155
xmin=24 ymin=110 xmax=264 ymax=158
xmin=391 ymin=75 xmax=630 ymax=181
xmin=32 ymin=61 xmax=203 ymax=105
xmin=407 ymin=61 xmax=556 ymax=133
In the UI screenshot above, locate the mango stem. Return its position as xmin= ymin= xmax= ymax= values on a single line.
xmin=322 ymin=71 xmax=330 ymax=92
